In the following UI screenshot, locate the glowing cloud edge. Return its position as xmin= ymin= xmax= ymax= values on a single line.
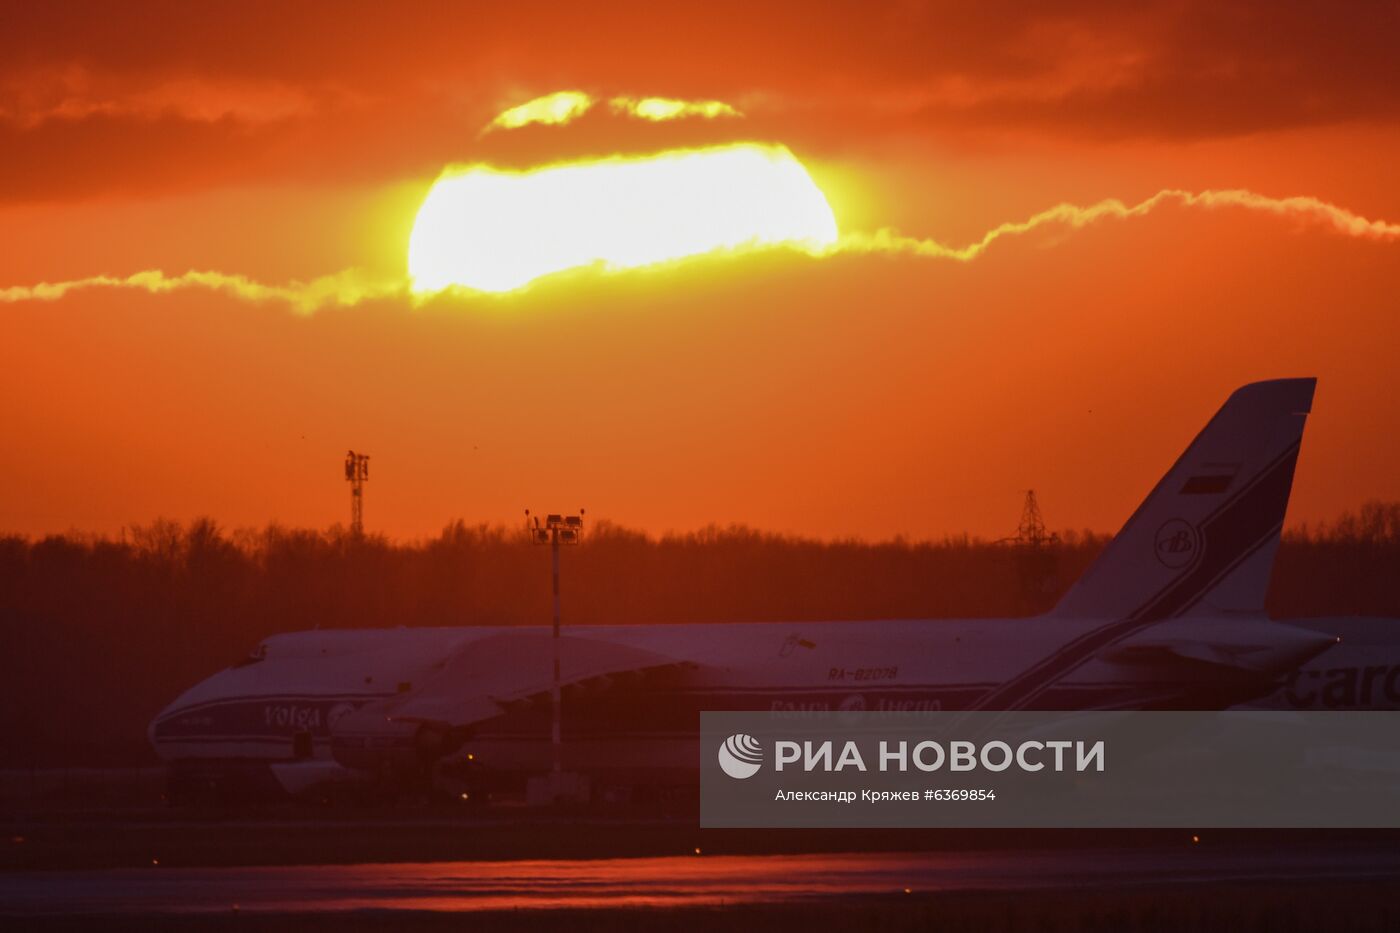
xmin=483 ymin=91 xmax=594 ymax=133
xmin=481 ymin=90 xmax=743 ymax=133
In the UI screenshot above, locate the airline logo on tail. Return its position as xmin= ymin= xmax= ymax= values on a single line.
xmin=1154 ymin=519 xmax=1198 ymax=568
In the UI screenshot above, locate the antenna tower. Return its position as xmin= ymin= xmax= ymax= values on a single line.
xmin=344 ymin=450 xmax=370 ymax=535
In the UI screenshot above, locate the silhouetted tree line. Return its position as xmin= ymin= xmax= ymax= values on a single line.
xmin=2 ymin=503 xmax=1398 ymax=766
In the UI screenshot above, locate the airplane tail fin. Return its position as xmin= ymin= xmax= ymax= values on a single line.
xmin=1052 ymin=378 xmax=1315 ymax=621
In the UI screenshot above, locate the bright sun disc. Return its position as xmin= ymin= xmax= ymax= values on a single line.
xmin=407 ymin=143 xmax=838 ymax=294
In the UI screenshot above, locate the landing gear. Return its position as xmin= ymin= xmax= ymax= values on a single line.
xmin=430 ymin=755 xmax=490 ymax=807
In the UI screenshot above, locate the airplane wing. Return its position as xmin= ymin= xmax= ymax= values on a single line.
xmin=1098 ymin=617 xmax=1337 ymax=675
xmin=330 ymin=631 xmax=697 ymax=771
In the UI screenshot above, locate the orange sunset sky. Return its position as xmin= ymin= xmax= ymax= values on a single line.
xmin=2 ymin=1 xmax=1398 ymax=541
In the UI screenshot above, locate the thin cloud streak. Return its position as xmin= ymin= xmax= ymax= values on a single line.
xmin=0 ymin=267 xmax=405 ymax=315
xmin=835 ymin=188 xmax=1400 ymax=261
xmin=2 ymin=188 xmax=1396 ymax=312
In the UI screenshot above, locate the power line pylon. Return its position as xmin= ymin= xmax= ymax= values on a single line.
xmin=997 ymin=489 xmax=1060 ymax=612
xmin=1016 ymin=489 xmax=1057 ymax=548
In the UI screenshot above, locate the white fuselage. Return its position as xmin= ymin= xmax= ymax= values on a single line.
xmin=150 ymin=614 xmax=1333 ymax=783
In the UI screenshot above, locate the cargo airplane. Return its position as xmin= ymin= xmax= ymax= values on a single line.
xmin=151 ymin=378 xmax=1357 ymax=800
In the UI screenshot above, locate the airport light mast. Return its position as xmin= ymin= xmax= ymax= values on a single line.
xmin=526 ymin=508 xmax=584 ymax=797
xmin=345 ymin=450 xmax=370 ymax=536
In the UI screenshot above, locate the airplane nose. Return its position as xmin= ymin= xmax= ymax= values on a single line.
xmin=148 ymin=700 xmax=186 ymax=759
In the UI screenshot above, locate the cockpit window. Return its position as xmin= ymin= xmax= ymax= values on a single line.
xmin=232 ymin=643 xmax=268 ymax=668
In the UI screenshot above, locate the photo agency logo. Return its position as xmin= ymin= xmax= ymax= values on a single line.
xmin=718 ymin=733 xmax=764 ymax=778
xmin=701 ymin=711 xmax=1400 ymax=829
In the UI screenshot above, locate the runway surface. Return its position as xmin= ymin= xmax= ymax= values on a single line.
xmin=5 ymin=843 xmax=1400 ymax=915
